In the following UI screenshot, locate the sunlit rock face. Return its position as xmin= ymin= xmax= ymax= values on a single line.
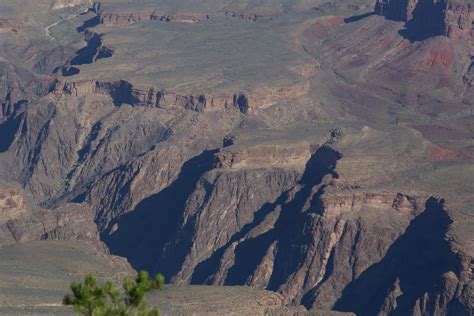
xmin=0 ymin=0 xmax=472 ymax=314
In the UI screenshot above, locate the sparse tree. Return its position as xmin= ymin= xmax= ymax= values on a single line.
xmin=63 ymin=271 xmax=164 ymax=316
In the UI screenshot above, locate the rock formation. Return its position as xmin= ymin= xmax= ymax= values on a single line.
xmin=444 ymin=0 xmax=474 ymax=38
xmin=0 ymin=185 xmax=105 ymax=252
xmin=375 ymin=0 xmax=473 ymax=39
xmin=0 ymin=0 xmax=472 ymax=314
xmin=99 ymin=11 xmax=206 ymax=25
xmin=51 ymin=79 xmax=253 ymax=113
xmin=216 ymin=143 xmax=315 ymax=169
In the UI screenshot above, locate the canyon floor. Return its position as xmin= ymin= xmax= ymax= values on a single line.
xmin=0 ymin=0 xmax=473 ymax=315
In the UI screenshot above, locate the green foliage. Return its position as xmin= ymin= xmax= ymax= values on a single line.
xmin=63 ymin=271 xmax=164 ymax=316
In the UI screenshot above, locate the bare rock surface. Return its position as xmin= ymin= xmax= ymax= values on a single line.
xmin=0 ymin=0 xmax=472 ymax=315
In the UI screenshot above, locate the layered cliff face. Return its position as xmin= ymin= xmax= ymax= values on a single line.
xmin=216 ymin=143 xmax=315 ymax=169
xmin=51 ymin=79 xmax=255 ymax=113
xmin=99 ymin=143 xmax=472 ymax=314
xmin=99 ymin=11 xmax=206 ymax=26
xmin=375 ymin=0 xmax=473 ymax=39
xmin=51 ymin=78 xmax=310 ymax=113
xmin=89 ymin=0 xmax=373 ymax=27
xmin=329 ymin=198 xmax=472 ymax=315
xmin=0 ymin=0 xmax=473 ymax=314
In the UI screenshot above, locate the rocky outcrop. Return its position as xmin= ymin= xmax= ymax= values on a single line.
xmin=216 ymin=143 xmax=316 ymax=169
xmin=375 ymin=0 xmax=473 ymax=39
xmin=0 ymin=186 xmax=105 ymax=252
xmin=171 ymin=171 xmax=471 ymax=314
xmin=106 ymin=164 xmax=302 ymax=280
xmin=99 ymin=12 xmax=206 ymax=25
xmin=1 ymin=1 xmax=473 ymax=314
xmin=332 ymin=198 xmax=472 ymax=315
xmin=444 ymin=0 xmax=474 ymax=39
xmin=90 ymin=2 xmax=207 ymax=25
xmin=90 ymin=2 xmax=265 ymax=26
xmin=0 ymin=188 xmax=27 ymax=221
xmin=96 ymin=9 xmax=270 ymax=26
xmin=51 ymin=75 xmax=309 ymax=113
xmin=51 ymin=79 xmax=254 ymax=113
xmin=321 ymin=191 xmax=423 ymax=218
xmin=375 ymin=0 xmax=418 ymax=21
xmin=66 ymin=30 xmax=113 ymax=69
xmin=100 ymin=142 xmax=472 ymax=314
xmin=224 ymin=11 xmax=261 ymax=21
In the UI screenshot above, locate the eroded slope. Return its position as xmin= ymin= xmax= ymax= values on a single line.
xmin=0 ymin=0 xmax=472 ymax=315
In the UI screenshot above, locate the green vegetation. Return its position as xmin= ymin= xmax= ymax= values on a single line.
xmin=63 ymin=271 xmax=164 ymax=316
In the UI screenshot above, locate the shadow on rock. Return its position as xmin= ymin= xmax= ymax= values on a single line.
xmin=191 ymin=145 xmax=342 ymax=286
xmin=398 ymin=0 xmax=445 ymax=42
xmin=103 ymin=149 xmax=218 ymax=276
xmin=266 ymin=146 xmax=341 ymax=290
xmin=190 ymin=198 xmax=282 ymax=284
xmin=0 ymin=112 xmax=24 ymax=152
xmin=77 ymin=15 xmax=100 ymax=33
xmin=64 ymin=33 xmax=113 ymax=77
xmin=333 ymin=197 xmax=459 ymax=315
xmin=344 ymin=12 xmax=375 ymax=24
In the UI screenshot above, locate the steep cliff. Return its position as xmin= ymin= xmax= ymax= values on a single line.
xmin=0 ymin=0 xmax=472 ymax=314
xmin=375 ymin=0 xmax=473 ymax=39
xmin=51 ymin=79 xmax=254 ymax=113
xmin=101 ymin=144 xmax=473 ymax=314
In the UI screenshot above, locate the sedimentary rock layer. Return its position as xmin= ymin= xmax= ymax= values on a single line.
xmin=51 ymin=78 xmax=308 ymax=113
xmin=50 ymin=79 xmax=254 ymax=113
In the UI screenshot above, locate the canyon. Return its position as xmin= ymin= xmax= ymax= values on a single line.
xmin=0 ymin=0 xmax=473 ymax=315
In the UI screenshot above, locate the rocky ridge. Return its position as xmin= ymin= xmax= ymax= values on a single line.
xmin=51 ymin=78 xmax=310 ymax=113
xmin=50 ymin=79 xmax=252 ymax=112
xmin=88 ymin=1 xmax=267 ymax=26
xmin=216 ymin=143 xmax=316 ymax=169
xmin=98 ymin=11 xmax=207 ymax=26
xmin=0 ymin=0 xmax=472 ymax=314
xmin=87 ymin=0 xmax=339 ymax=26
xmin=147 ymin=145 xmax=472 ymax=315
